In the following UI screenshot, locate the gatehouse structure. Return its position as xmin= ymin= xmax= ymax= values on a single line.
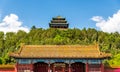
xmin=10 ymin=44 xmax=111 ymax=72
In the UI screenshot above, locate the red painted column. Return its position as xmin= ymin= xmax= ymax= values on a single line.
xmin=30 ymin=64 xmax=33 ymax=72
xmin=53 ymin=66 xmax=55 ymax=72
xmin=68 ymin=63 xmax=71 ymax=72
xmin=30 ymin=60 xmax=33 ymax=72
xmin=62 ymin=67 xmax=64 ymax=72
xmin=15 ymin=62 xmax=18 ymax=72
xmin=48 ymin=63 xmax=51 ymax=72
xmin=16 ymin=62 xmax=19 ymax=72
xmin=86 ymin=62 xmax=88 ymax=72
xmin=101 ymin=63 xmax=104 ymax=72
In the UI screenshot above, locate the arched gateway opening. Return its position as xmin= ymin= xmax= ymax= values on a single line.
xmin=71 ymin=62 xmax=85 ymax=72
xmin=34 ymin=62 xmax=48 ymax=72
xmin=51 ymin=62 xmax=69 ymax=72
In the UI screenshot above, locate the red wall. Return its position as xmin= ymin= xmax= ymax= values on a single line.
xmin=105 ymin=68 xmax=120 ymax=72
xmin=114 ymin=69 xmax=120 ymax=72
xmin=0 ymin=65 xmax=17 ymax=72
xmin=0 ymin=69 xmax=15 ymax=72
xmin=0 ymin=65 xmax=120 ymax=72
xmin=17 ymin=64 xmax=33 ymax=72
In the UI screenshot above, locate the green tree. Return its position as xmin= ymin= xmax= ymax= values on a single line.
xmin=0 ymin=32 xmax=4 ymax=57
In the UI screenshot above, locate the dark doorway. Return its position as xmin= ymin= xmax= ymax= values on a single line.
xmin=71 ymin=62 xmax=85 ymax=72
xmin=51 ymin=62 xmax=69 ymax=72
xmin=34 ymin=62 xmax=48 ymax=72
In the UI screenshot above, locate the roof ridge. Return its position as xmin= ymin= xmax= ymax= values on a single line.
xmin=24 ymin=44 xmax=96 ymax=46
xmin=17 ymin=43 xmax=25 ymax=55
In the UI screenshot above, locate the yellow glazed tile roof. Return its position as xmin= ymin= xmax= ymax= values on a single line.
xmin=10 ymin=44 xmax=111 ymax=59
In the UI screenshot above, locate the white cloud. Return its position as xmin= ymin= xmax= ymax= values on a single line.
xmin=91 ymin=10 xmax=120 ymax=33
xmin=0 ymin=14 xmax=29 ymax=33
xmin=91 ymin=16 xmax=104 ymax=22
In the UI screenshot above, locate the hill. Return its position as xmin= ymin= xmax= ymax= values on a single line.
xmin=0 ymin=27 xmax=120 ymax=66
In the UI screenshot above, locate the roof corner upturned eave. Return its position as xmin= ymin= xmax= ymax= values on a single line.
xmin=9 ymin=43 xmax=25 ymax=58
xmin=99 ymin=52 xmax=111 ymax=58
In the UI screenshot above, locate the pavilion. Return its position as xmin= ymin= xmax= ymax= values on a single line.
xmin=49 ymin=16 xmax=69 ymax=29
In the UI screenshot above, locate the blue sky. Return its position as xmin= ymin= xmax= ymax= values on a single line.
xmin=0 ymin=0 xmax=120 ymax=33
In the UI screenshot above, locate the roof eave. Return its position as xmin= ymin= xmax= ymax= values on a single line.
xmin=11 ymin=56 xmax=110 ymax=59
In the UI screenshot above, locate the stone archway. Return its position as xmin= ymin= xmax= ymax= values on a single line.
xmin=71 ymin=62 xmax=85 ymax=72
xmin=33 ymin=62 xmax=48 ymax=72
